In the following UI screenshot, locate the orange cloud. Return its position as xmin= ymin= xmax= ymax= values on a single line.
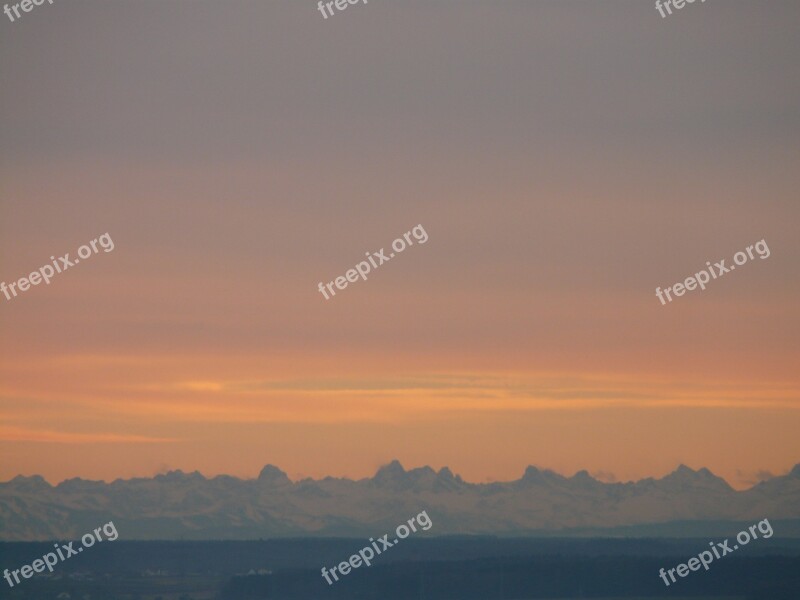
xmin=0 ymin=426 xmax=177 ymax=444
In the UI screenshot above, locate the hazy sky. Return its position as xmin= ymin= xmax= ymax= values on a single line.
xmin=1 ymin=0 xmax=798 ymax=488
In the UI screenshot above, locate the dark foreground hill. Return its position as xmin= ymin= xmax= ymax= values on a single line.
xmin=1 ymin=538 xmax=799 ymax=600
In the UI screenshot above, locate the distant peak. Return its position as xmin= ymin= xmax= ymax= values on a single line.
xmin=520 ymin=465 xmax=561 ymax=485
xmin=572 ymin=469 xmax=595 ymax=481
xmin=438 ymin=466 xmax=455 ymax=479
xmin=9 ymin=474 xmax=51 ymax=488
xmin=375 ymin=460 xmax=406 ymax=476
xmin=13 ymin=474 xmax=47 ymax=482
xmin=669 ymin=465 xmax=718 ymax=479
xmin=371 ymin=460 xmax=412 ymax=488
xmin=664 ymin=464 xmax=703 ymax=479
xmin=660 ymin=465 xmax=731 ymax=491
xmin=522 ymin=465 xmax=563 ymax=479
xmin=258 ymin=465 xmax=291 ymax=485
xmin=523 ymin=465 xmax=541 ymax=477
xmin=791 ymin=463 xmax=800 ymax=477
xmin=56 ymin=477 xmax=103 ymax=490
xmin=155 ymin=470 xmax=206 ymax=482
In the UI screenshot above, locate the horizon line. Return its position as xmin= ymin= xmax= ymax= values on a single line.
xmin=4 ymin=459 xmax=799 ymax=491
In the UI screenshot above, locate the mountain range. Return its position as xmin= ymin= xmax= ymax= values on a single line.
xmin=1 ymin=461 xmax=799 ymax=540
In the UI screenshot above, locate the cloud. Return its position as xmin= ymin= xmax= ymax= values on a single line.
xmin=0 ymin=426 xmax=176 ymax=444
xmin=590 ymin=470 xmax=618 ymax=483
xmin=735 ymin=469 xmax=776 ymax=487
xmin=154 ymin=463 xmax=173 ymax=475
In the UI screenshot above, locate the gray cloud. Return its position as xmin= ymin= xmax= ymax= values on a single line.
xmin=2 ymin=1 xmax=798 ymax=163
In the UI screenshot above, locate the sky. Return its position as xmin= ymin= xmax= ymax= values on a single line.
xmin=1 ymin=0 xmax=799 ymax=489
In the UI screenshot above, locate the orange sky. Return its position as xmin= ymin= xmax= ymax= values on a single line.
xmin=1 ymin=2 xmax=799 ymax=490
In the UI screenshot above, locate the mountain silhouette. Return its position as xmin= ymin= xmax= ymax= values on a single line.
xmin=1 ymin=461 xmax=798 ymax=540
